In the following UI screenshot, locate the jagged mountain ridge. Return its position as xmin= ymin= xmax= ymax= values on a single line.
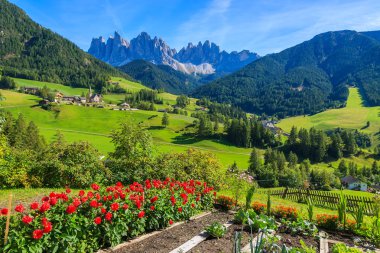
xmin=88 ymin=32 xmax=259 ymax=75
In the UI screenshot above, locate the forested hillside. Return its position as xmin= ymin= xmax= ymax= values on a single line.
xmin=118 ymin=60 xmax=202 ymax=94
xmin=194 ymin=30 xmax=380 ymax=118
xmin=0 ymin=0 xmax=129 ymax=89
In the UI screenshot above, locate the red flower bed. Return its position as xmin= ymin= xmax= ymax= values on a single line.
xmin=0 ymin=178 xmax=215 ymax=252
xmin=316 ymin=214 xmax=339 ymax=230
xmin=252 ymin=201 xmax=266 ymax=214
xmin=272 ymin=205 xmax=298 ymax=220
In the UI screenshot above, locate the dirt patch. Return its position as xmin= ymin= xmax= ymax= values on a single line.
xmin=116 ymin=211 xmax=234 ymax=253
xmin=277 ymin=232 xmax=319 ymax=251
xmin=189 ymin=224 xmax=254 ymax=253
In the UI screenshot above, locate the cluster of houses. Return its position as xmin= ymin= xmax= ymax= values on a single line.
xmin=22 ymin=86 xmax=137 ymax=111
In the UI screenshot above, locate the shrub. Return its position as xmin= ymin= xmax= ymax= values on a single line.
xmin=215 ymin=195 xmax=235 ymax=210
xmin=0 ymin=178 xmax=215 ymax=252
xmin=252 ymin=201 xmax=266 ymax=215
xmin=280 ymin=218 xmax=318 ymax=236
xmin=205 ymin=222 xmax=227 ymax=239
xmin=316 ymin=214 xmax=339 ymax=231
xmin=272 ymin=205 xmax=298 ymax=220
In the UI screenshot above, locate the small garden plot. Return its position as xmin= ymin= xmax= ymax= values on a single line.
xmin=117 ymin=211 xmax=234 ymax=253
xmin=188 ymin=223 xmax=254 ymax=253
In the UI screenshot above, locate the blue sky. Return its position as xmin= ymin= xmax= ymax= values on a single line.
xmin=9 ymin=0 xmax=380 ymax=55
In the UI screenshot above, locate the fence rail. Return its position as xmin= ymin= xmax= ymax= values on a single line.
xmin=258 ymin=188 xmax=376 ymax=215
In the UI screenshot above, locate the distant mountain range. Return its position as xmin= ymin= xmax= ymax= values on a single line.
xmin=194 ymin=30 xmax=380 ymax=118
xmin=88 ymin=32 xmax=259 ymax=76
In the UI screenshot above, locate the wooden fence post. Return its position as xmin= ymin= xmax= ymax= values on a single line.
xmin=282 ymin=187 xmax=288 ymax=199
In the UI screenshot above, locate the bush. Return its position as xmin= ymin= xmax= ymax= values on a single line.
xmin=214 ymin=195 xmax=235 ymax=210
xmin=0 ymin=179 xmax=215 ymax=252
xmin=252 ymin=201 xmax=266 ymax=215
xmin=272 ymin=205 xmax=298 ymax=220
xmin=316 ymin=214 xmax=339 ymax=231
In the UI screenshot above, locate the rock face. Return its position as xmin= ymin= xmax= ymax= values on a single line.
xmin=88 ymin=32 xmax=259 ymax=75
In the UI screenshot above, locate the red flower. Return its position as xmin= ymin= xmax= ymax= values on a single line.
xmin=66 ymin=205 xmax=76 ymax=214
xmin=15 ymin=204 xmax=25 ymax=213
xmin=105 ymin=212 xmax=112 ymax=221
xmin=65 ymin=188 xmax=71 ymax=194
xmin=138 ymin=211 xmax=145 ymax=218
xmin=150 ymin=206 xmax=155 ymax=211
xmin=30 ymin=202 xmax=39 ymax=210
xmin=170 ymin=196 xmax=176 ymax=206
xmin=79 ymin=190 xmax=85 ymax=197
xmin=91 ymin=183 xmax=100 ymax=191
xmin=123 ymin=204 xmax=129 ymax=210
xmin=191 ymin=203 xmax=195 ymax=208
xmin=213 ymin=191 xmax=217 ymax=196
xmin=43 ymin=221 xmax=52 ymax=233
xmin=22 ymin=215 xmax=33 ymax=224
xmin=178 ymin=207 xmax=183 ymax=213
xmin=101 ymin=208 xmax=106 ymax=214
xmin=42 ymin=196 xmax=49 ymax=202
xmin=90 ymin=200 xmax=98 ymax=208
xmin=49 ymin=197 xmax=58 ymax=206
xmin=150 ymin=196 xmax=158 ymax=203
xmin=72 ymin=198 xmax=81 ymax=207
xmin=110 ymin=202 xmax=119 ymax=211
xmin=169 ymin=219 xmax=174 ymax=225
xmin=39 ymin=202 xmax=50 ymax=213
xmin=94 ymin=217 xmax=102 ymax=225
xmin=116 ymin=182 xmax=123 ymax=187
xmin=33 ymin=229 xmax=44 ymax=240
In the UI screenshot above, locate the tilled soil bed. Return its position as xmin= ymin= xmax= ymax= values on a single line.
xmin=277 ymin=233 xmax=319 ymax=251
xmin=116 ymin=211 xmax=234 ymax=253
xmin=189 ymin=224 xmax=254 ymax=253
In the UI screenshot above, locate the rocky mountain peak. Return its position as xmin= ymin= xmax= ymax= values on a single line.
xmin=88 ymin=32 xmax=260 ymax=75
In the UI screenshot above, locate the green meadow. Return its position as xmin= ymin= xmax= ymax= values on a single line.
xmin=277 ymin=88 xmax=380 ymax=146
xmin=0 ymin=78 xmax=251 ymax=169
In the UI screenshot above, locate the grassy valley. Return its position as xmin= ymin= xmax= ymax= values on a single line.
xmin=277 ymin=87 xmax=380 ymax=146
xmin=0 ymin=77 xmax=251 ymax=168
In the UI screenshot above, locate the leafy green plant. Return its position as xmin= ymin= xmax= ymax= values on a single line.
xmin=248 ymin=214 xmax=277 ymax=232
xmin=337 ymin=191 xmax=347 ymax=229
xmin=245 ymin=186 xmax=256 ymax=210
xmin=205 ymin=222 xmax=227 ymax=239
xmin=280 ymin=218 xmax=318 ymax=236
xmin=351 ymin=200 xmax=365 ymax=230
xmin=233 ymin=231 xmax=242 ymax=253
xmin=267 ymin=192 xmax=271 ymax=217
xmin=234 ymin=209 xmax=257 ymax=225
xmin=331 ymin=243 xmax=364 ymax=253
xmin=306 ymin=197 xmax=313 ymax=221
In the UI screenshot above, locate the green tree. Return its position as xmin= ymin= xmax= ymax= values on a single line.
xmin=288 ymin=151 xmax=298 ymax=169
xmin=197 ymin=114 xmax=213 ymax=137
xmin=338 ymin=160 xmax=348 ymax=176
xmin=161 ymin=112 xmax=169 ymax=127
xmin=176 ymin=95 xmax=190 ymax=108
xmin=248 ymin=148 xmax=262 ymax=175
xmin=0 ymin=76 xmax=16 ymax=89
xmin=108 ymin=122 xmax=155 ymax=183
xmin=329 ymin=133 xmax=343 ymax=159
xmin=25 ymin=121 xmax=46 ymax=151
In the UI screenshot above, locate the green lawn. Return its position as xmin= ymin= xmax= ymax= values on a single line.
xmin=277 ymin=88 xmax=380 ymax=146
xmin=0 ymin=86 xmax=250 ymax=168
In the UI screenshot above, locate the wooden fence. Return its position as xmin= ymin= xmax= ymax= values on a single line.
xmin=258 ymin=188 xmax=376 ymax=215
